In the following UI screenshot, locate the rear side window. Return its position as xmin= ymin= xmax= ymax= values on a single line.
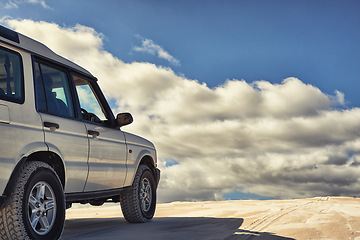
xmin=0 ymin=47 xmax=24 ymax=103
xmin=34 ymin=61 xmax=75 ymax=118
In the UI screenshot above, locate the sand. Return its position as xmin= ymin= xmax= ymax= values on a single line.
xmin=62 ymin=197 xmax=360 ymax=240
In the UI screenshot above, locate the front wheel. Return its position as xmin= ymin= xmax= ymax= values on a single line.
xmin=120 ymin=165 xmax=157 ymax=223
xmin=0 ymin=161 xmax=65 ymax=240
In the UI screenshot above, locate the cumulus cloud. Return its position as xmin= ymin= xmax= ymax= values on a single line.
xmin=3 ymin=0 xmax=50 ymax=9
xmin=133 ymin=35 xmax=180 ymax=66
xmin=4 ymin=19 xmax=360 ymax=202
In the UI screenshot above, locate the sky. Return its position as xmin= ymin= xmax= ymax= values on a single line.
xmin=1 ymin=0 xmax=360 ymax=202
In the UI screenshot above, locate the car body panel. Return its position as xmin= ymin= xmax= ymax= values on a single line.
xmin=0 ymin=48 xmax=45 ymax=194
xmin=123 ymin=132 xmax=156 ymax=187
xmin=83 ymin=123 xmax=128 ymax=191
xmin=40 ymin=113 xmax=89 ymax=193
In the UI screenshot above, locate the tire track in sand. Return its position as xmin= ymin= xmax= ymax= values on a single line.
xmin=238 ymin=200 xmax=316 ymax=240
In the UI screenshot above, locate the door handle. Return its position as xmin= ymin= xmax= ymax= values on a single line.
xmin=88 ymin=130 xmax=100 ymax=138
xmin=44 ymin=121 xmax=59 ymax=131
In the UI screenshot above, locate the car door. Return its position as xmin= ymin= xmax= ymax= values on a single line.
xmin=73 ymin=74 xmax=128 ymax=191
xmin=34 ymin=60 xmax=89 ymax=193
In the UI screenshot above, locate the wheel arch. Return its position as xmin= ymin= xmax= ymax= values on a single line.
xmin=137 ymin=153 xmax=160 ymax=188
xmin=27 ymin=151 xmax=66 ymax=188
xmin=139 ymin=154 xmax=156 ymax=175
xmin=3 ymin=151 xmax=66 ymax=197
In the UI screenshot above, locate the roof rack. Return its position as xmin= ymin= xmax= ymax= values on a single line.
xmin=0 ymin=25 xmax=20 ymax=43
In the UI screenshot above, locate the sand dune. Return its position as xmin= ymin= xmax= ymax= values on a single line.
xmin=62 ymin=197 xmax=360 ymax=240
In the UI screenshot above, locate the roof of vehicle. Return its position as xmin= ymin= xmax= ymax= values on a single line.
xmin=0 ymin=24 xmax=94 ymax=78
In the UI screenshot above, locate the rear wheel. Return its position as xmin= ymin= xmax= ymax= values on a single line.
xmin=120 ymin=165 xmax=157 ymax=223
xmin=0 ymin=161 xmax=65 ymax=240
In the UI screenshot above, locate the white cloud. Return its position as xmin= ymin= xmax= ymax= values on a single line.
xmin=4 ymin=1 xmax=17 ymax=8
xmin=4 ymin=19 xmax=360 ymax=202
xmin=3 ymin=0 xmax=50 ymax=9
xmin=133 ymin=35 xmax=180 ymax=66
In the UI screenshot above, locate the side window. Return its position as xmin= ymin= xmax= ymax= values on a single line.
xmin=73 ymin=74 xmax=107 ymax=124
xmin=34 ymin=61 xmax=75 ymax=118
xmin=0 ymin=47 xmax=24 ymax=103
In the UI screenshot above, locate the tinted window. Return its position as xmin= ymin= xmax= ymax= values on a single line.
xmin=0 ymin=47 xmax=24 ymax=103
xmin=34 ymin=61 xmax=75 ymax=118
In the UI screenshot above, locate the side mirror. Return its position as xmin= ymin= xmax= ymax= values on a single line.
xmin=116 ymin=112 xmax=133 ymax=127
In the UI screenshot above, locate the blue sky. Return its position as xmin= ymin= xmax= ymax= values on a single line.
xmin=2 ymin=0 xmax=360 ymax=106
xmin=2 ymin=1 xmax=360 ymax=202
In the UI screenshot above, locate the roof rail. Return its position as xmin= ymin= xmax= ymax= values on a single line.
xmin=0 ymin=25 xmax=20 ymax=43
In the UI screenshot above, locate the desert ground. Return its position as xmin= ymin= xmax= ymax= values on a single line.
xmin=62 ymin=197 xmax=360 ymax=240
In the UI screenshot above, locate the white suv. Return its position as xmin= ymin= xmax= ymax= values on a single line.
xmin=0 ymin=25 xmax=160 ymax=240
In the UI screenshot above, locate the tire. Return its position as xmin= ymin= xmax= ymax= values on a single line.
xmin=120 ymin=165 xmax=157 ymax=223
xmin=0 ymin=161 xmax=65 ymax=240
